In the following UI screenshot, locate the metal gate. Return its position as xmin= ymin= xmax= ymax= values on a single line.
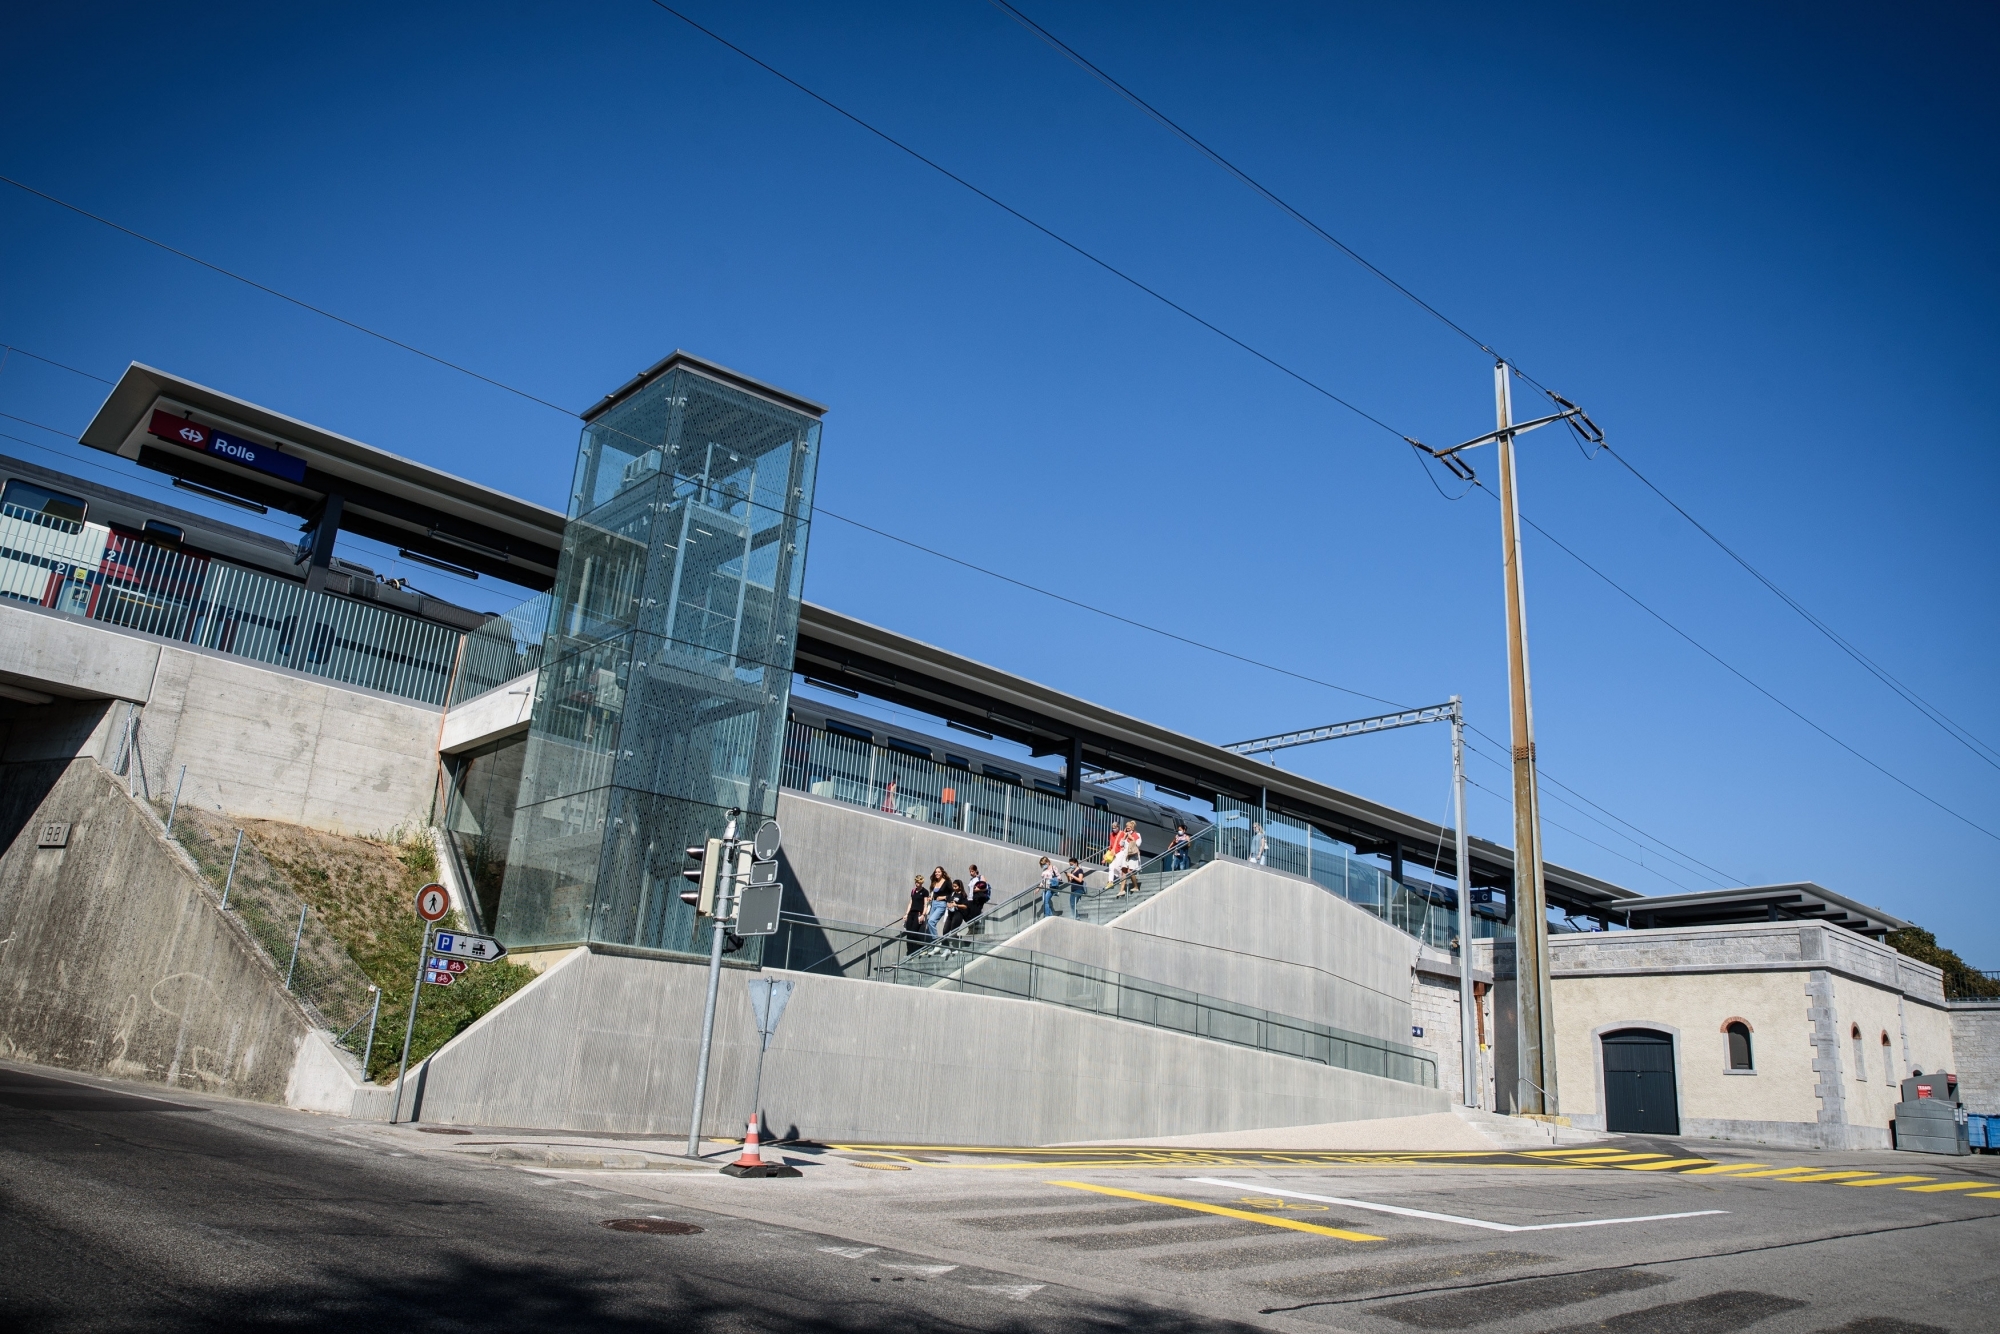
xmin=1602 ymin=1028 xmax=1679 ymax=1135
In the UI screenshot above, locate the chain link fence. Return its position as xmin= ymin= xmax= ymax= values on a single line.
xmin=114 ymin=719 xmax=386 ymax=1070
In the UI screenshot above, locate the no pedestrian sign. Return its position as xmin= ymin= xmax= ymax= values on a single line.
xmin=415 ymin=884 xmax=450 ymax=922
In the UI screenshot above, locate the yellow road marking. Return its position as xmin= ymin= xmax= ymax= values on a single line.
xmin=1049 ymin=1180 xmax=1383 ymax=1241
xmin=1562 ymin=1153 xmax=1670 ymax=1164
xmin=1840 ymin=1176 xmax=1934 ymax=1187
xmin=1613 ymin=1158 xmax=1716 ymax=1172
xmin=1726 ymin=1167 xmax=1821 ymax=1178
xmin=1969 ymin=1191 xmax=2000 ymax=1199
xmin=1524 ymin=1148 xmax=1623 ymax=1157
xmin=1778 ymin=1171 xmax=1880 ymax=1183
xmin=1679 ymin=1164 xmax=1771 ymax=1175
xmin=1902 ymin=1181 xmax=1991 ymax=1193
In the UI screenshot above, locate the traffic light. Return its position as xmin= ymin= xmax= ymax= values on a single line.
xmin=681 ymin=837 xmax=725 ymax=916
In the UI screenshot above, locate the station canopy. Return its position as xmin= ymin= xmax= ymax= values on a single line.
xmin=80 ymin=364 xmax=564 ymax=589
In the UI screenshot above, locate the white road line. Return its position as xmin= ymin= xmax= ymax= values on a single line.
xmin=880 ymin=1263 xmax=958 ymax=1275
xmin=817 ymin=1245 xmax=879 ymax=1258
xmin=1185 ymin=1179 xmax=1725 ymax=1233
xmin=969 ymin=1283 xmax=1045 ymax=1301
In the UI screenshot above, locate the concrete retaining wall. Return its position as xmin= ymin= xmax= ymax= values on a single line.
xmin=772 ymin=788 xmax=1059 ymax=928
xmin=414 ymin=945 xmax=1445 ymax=1141
xmin=0 ymin=600 xmax=441 ymax=838
xmin=0 ymin=757 xmax=363 ymax=1111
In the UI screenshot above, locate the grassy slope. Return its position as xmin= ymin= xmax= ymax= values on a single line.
xmin=245 ymin=822 xmax=532 ymax=1082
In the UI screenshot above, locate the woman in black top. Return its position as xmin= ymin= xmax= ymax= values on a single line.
xmin=964 ymin=871 xmax=991 ymax=935
xmin=903 ymin=875 xmax=928 ymax=951
xmin=943 ymin=879 xmax=969 ymax=939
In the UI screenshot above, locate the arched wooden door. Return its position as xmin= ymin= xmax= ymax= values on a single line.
xmin=1602 ymin=1028 xmax=1679 ymax=1135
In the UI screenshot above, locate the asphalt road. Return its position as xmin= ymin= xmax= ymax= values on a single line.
xmin=4 ymin=1061 xmax=1998 ymax=1333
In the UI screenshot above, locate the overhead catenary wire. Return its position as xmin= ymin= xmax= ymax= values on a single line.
xmin=3 ymin=50 xmax=1950 ymax=879
xmin=987 ymin=4 xmax=1998 ymax=779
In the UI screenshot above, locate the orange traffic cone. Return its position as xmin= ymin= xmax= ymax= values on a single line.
xmin=721 ymin=1112 xmax=800 ymax=1177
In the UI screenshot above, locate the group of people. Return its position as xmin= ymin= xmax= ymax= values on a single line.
xmin=899 ymin=815 xmax=1201 ymax=941
xmin=903 ymin=864 xmax=991 ymax=947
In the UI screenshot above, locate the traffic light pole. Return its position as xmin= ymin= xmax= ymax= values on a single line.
xmin=685 ymin=809 xmax=739 ymax=1158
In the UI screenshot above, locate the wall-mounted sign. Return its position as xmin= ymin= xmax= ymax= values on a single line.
xmin=38 ymin=821 xmax=71 ymax=848
xmin=148 ymin=409 xmax=307 ymax=485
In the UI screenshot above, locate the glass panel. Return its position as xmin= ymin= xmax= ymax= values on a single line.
xmin=496 ymin=367 xmax=821 ymax=956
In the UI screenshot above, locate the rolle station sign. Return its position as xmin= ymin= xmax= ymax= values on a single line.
xmin=148 ymin=409 xmax=308 ymax=484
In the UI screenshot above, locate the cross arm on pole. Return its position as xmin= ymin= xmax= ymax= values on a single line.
xmin=1223 ymin=702 xmax=1459 ymax=761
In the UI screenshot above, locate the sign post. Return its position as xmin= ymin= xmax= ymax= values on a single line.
xmin=391 ymin=883 xmax=452 ymax=1124
xmin=723 ymin=976 xmax=799 ymax=1178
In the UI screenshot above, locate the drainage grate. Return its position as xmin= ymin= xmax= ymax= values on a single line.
xmin=603 ymin=1218 xmax=704 ymax=1235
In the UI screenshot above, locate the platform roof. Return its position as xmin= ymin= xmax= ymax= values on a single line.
xmin=1607 ymin=883 xmax=1908 ymax=938
xmin=793 ymin=602 xmax=1635 ymax=912
xmin=79 ymin=364 xmax=567 ymax=589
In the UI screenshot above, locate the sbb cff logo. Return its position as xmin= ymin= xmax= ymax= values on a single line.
xmin=177 ymin=424 xmax=204 ymax=444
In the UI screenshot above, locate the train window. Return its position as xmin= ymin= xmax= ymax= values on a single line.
xmin=825 ymin=719 xmax=873 ymax=743
xmin=944 ymin=754 xmax=971 ymax=770
xmin=1033 ymin=779 xmax=1066 ymax=795
xmin=885 ymin=738 xmax=932 ymax=759
xmin=982 ymin=765 xmax=1022 ymax=786
xmin=1 ymin=479 xmax=87 ymax=526
xmin=143 ymin=519 xmax=185 ymax=543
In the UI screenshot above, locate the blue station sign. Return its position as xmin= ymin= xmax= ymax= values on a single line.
xmin=148 ymin=409 xmax=307 ymax=485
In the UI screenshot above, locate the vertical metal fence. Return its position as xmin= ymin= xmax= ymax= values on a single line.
xmin=2 ymin=518 xmax=464 ymax=705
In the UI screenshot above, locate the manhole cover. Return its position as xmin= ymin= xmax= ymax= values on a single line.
xmin=417 ymin=1127 xmax=472 ymax=1135
xmin=603 ymin=1218 xmax=704 ymax=1235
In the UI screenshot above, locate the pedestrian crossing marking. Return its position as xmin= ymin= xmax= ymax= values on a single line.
xmin=1839 ymin=1176 xmax=1934 ymax=1187
xmin=1611 ymin=1158 xmax=1716 ymax=1171
xmin=1901 ymin=1181 xmax=1989 ymax=1193
xmin=1048 ymin=1180 xmax=1384 ymax=1242
xmin=1679 ymin=1164 xmax=1771 ymax=1175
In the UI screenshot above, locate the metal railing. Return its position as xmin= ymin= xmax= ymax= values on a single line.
xmin=0 ymin=514 xmax=464 ymax=705
xmin=764 ymin=908 xmax=1436 ymax=1087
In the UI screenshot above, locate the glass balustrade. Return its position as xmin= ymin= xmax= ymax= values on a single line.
xmin=761 ymin=908 xmax=1436 ymax=1087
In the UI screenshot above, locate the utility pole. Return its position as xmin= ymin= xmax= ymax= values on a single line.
xmin=1450 ymin=695 xmax=1478 ymax=1109
xmin=1411 ymin=365 xmax=1601 ymax=1117
xmin=1493 ymin=362 xmax=1556 ymax=1115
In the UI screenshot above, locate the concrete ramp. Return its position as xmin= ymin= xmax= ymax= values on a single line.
xmin=413 ymin=945 xmax=1447 ymax=1142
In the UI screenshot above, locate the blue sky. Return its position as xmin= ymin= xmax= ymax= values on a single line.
xmin=4 ymin=2 xmax=1995 ymax=957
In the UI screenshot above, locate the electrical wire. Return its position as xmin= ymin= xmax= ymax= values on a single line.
xmin=1602 ymin=443 xmax=2000 ymax=772
xmin=1483 ymin=482 xmax=2000 ymax=844
xmin=986 ymin=0 xmax=1508 ymax=365
xmin=1 ymin=344 xmax=114 ymax=385
xmin=1462 ymin=734 xmax=1736 ymax=889
xmin=640 ymin=1 xmax=1415 ymax=445
xmin=1460 ymin=771 xmax=1701 ymax=894
xmin=987 ymin=3 xmax=1998 ymax=776
xmin=0 ymin=176 xmax=577 ymax=418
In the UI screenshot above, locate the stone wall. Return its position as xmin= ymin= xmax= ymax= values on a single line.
xmin=1949 ymin=1003 xmax=2000 ymax=1113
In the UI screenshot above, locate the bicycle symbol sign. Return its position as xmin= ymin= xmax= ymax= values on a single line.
xmin=415 ymin=883 xmax=450 ymax=922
